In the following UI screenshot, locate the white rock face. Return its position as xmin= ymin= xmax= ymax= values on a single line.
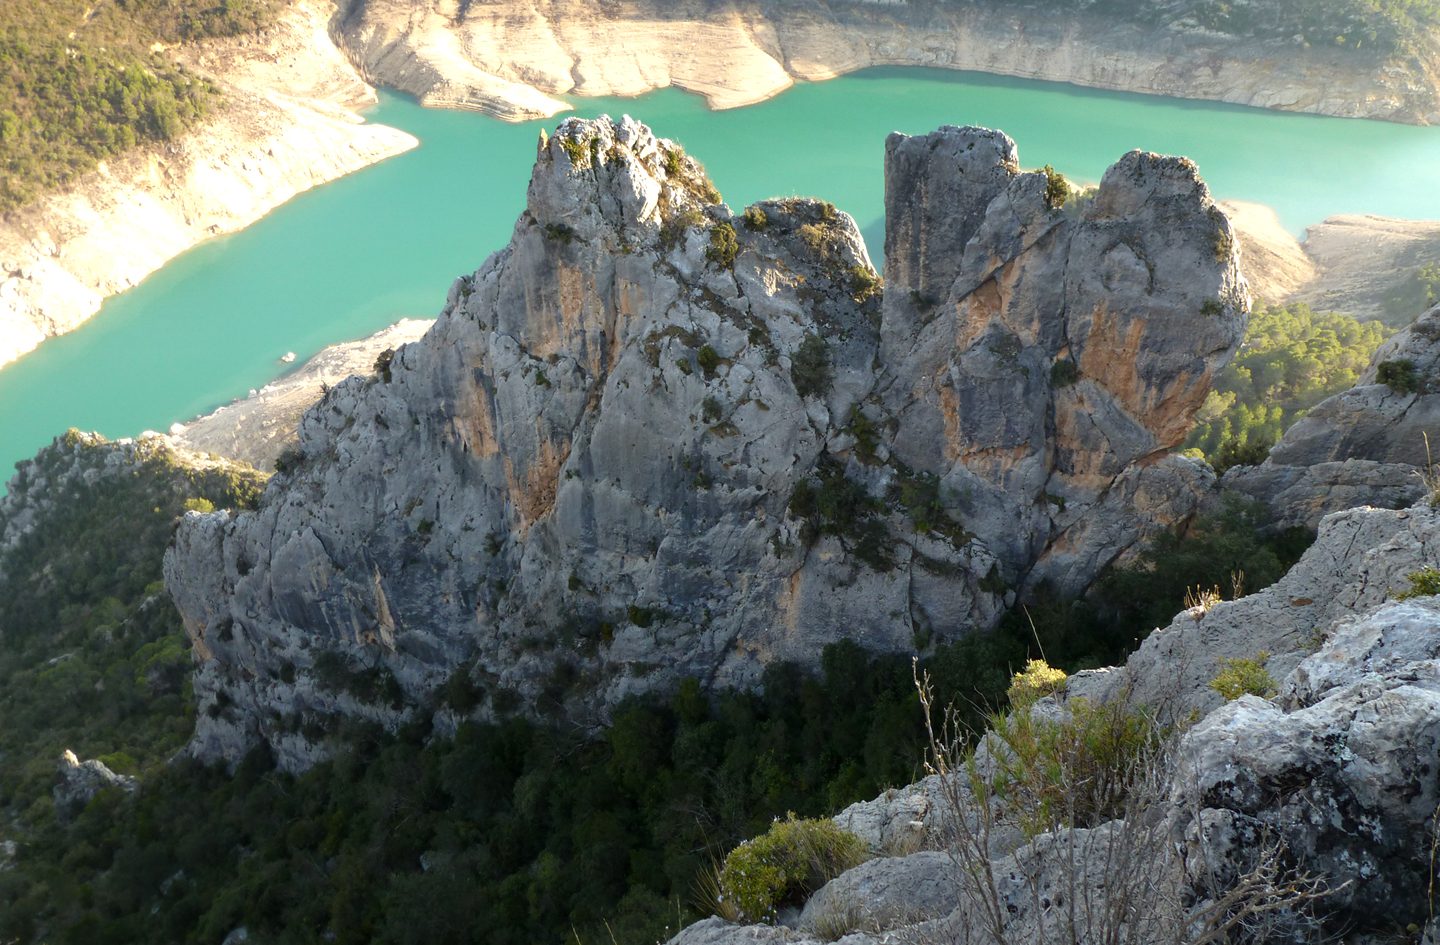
xmin=334 ymin=0 xmax=1440 ymax=124
xmin=0 ymin=0 xmax=417 ymax=369
xmin=164 ymin=117 xmax=1243 ymax=771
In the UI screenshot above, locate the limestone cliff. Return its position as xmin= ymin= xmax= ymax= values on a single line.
xmin=164 ymin=117 xmax=1244 ymax=770
xmin=333 ymin=0 xmax=1440 ymax=124
xmin=0 ymin=0 xmax=416 ymax=369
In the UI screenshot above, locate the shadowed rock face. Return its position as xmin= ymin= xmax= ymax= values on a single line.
xmin=165 ymin=118 xmax=1244 ymax=770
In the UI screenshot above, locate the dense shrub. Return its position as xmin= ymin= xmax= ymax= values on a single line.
xmin=1397 ymin=567 xmax=1440 ymax=600
xmin=1050 ymin=359 xmax=1080 ymax=388
xmin=1007 ymin=659 xmax=1068 ymax=705
xmin=696 ymin=344 xmax=723 ymax=379
xmin=1209 ymin=653 xmax=1278 ymax=700
xmin=1377 ymin=358 xmax=1421 ymax=394
xmin=1041 ymin=164 xmax=1070 ymax=210
xmin=985 ymin=695 xmax=1162 ymax=838
xmin=789 ymin=459 xmax=893 ymax=571
xmin=706 ymin=222 xmax=740 ymax=269
xmin=714 ymin=815 xmax=868 ymax=923
xmin=849 ymin=264 xmax=882 ymax=303
xmin=790 ymin=333 xmax=833 ymax=398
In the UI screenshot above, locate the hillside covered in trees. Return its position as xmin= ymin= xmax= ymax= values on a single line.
xmin=1186 ymin=302 xmax=1392 ymax=470
xmin=0 ymin=0 xmax=286 ymax=211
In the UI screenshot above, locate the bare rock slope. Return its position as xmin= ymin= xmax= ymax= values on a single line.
xmin=165 ymin=118 xmax=1244 ymax=770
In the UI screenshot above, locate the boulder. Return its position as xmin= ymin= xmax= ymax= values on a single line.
xmin=53 ymin=749 xmax=136 ymax=818
xmin=1172 ymin=597 xmax=1440 ymax=932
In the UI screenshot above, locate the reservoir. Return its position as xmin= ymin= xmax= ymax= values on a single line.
xmin=4 ymin=66 xmax=1440 ymax=481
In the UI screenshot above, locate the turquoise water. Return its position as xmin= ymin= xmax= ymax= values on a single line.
xmin=5 ymin=66 xmax=1440 ymax=483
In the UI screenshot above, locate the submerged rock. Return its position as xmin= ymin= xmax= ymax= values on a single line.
xmin=165 ymin=117 xmax=1244 ymax=770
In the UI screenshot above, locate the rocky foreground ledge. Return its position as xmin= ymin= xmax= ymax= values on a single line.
xmin=163 ymin=115 xmax=1245 ymax=770
xmin=669 ymin=496 xmax=1440 ymax=943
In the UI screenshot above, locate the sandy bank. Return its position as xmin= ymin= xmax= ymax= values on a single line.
xmin=170 ymin=318 xmax=433 ymax=470
xmin=1227 ymin=202 xmax=1440 ymax=324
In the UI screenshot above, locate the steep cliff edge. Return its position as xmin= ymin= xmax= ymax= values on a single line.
xmin=333 ymin=0 xmax=1440 ymax=123
xmin=0 ymin=0 xmax=417 ymax=369
xmin=165 ymin=117 xmax=1244 ymax=770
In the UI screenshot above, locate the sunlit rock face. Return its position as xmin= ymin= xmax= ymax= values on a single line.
xmin=165 ymin=118 xmax=1244 ymax=770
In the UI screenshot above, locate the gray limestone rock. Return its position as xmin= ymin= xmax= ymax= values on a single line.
xmin=798 ymin=851 xmax=957 ymax=934
xmin=666 ymin=918 xmax=822 ymax=945
xmin=54 ymin=749 xmax=136 ymax=818
xmin=1072 ymin=501 xmax=1440 ymax=723
xmin=880 ymin=130 xmax=1247 ymax=597
xmin=165 ymin=118 xmax=1244 ymax=769
xmin=832 ymin=775 xmax=944 ymax=855
xmin=1171 ymin=597 xmax=1440 ymax=931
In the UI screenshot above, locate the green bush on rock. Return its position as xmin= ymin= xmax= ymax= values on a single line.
xmin=1397 ymin=567 xmax=1440 ymax=600
xmin=715 ymin=815 xmax=868 ymax=923
xmin=1209 ymin=652 xmax=1278 ymax=701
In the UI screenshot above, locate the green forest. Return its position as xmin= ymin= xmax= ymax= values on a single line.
xmin=0 ymin=0 xmax=285 ymax=211
xmin=1186 ymin=302 xmax=1391 ymax=471
xmin=0 ymin=434 xmax=1308 ymax=945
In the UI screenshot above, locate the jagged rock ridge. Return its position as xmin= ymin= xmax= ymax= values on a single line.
xmin=165 ymin=116 xmax=1245 ymax=770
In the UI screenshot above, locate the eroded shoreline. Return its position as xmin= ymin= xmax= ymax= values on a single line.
xmin=0 ymin=0 xmax=417 ymax=369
